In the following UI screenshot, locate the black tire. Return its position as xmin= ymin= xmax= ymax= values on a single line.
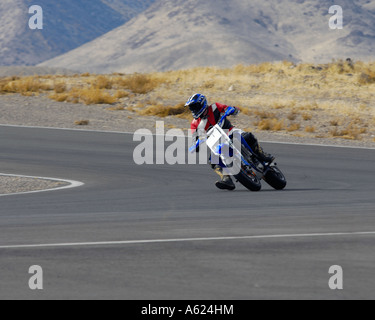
xmin=234 ymin=167 xmax=262 ymax=192
xmin=264 ymin=166 xmax=287 ymax=190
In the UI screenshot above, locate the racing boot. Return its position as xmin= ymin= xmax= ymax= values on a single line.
xmin=252 ymin=143 xmax=275 ymax=163
xmin=242 ymin=132 xmax=275 ymax=164
xmin=213 ymin=165 xmax=236 ymax=191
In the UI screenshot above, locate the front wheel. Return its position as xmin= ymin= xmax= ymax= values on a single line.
xmin=234 ymin=166 xmax=262 ymax=192
xmin=264 ymin=166 xmax=287 ymax=190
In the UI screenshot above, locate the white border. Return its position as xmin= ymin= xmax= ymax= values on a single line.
xmin=0 ymin=231 xmax=374 ymax=250
xmin=0 ymin=173 xmax=84 ymax=197
xmin=1 ymin=124 xmax=374 ymax=150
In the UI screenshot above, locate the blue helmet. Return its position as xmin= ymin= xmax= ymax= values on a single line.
xmin=185 ymin=93 xmax=208 ymax=119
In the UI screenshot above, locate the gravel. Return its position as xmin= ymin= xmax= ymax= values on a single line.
xmin=0 ymin=94 xmax=189 ymax=133
xmin=0 ymin=175 xmax=69 ymax=196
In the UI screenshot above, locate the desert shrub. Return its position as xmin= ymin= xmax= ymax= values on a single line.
xmin=49 ymin=87 xmax=116 ymax=105
xmin=137 ymin=103 xmax=189 ymax=118
xmin=254 ymin=110 xmax=276 ymax=119
xmin=305 ymin=126 xmax=316 ymax=133
xmin=287 ymin=123 xmax=301 ymax=132
xmin=358 ymin=71 xmax=375 ymax=85
xmin=75 ymin=120 xmax=89 ymax=125
xmin=287 ymin=111 xmax=298 ymax=121
xmin=54 ymin=82 xmax=67 ymax=93
xmin=114 ymin=90 xmax=130 ymax=99
xmin=255 ymin=118 xmax=285 ymax=131
xmin=49 ymin=93 xmax=69 ymax=102
xmin=116 ymin=74 xmax=161 ymax=94
xmin=330 ymin=122 xmax=366 ymax=140
xmin=2 ymin=77 xmax=52 ymax=95
xmin=93 ymin=75 xmax=113 ymax=89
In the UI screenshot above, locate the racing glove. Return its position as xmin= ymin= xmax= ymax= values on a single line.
xmin=226 ymin=106 xmax=240 ymax=116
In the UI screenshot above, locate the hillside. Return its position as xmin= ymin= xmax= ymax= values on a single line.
xmin=0 ymin=0 xmax=155 ymax=66
xmin=101 ymin=0 xmax=155 ymax=21
xmin=40 ymin=0 xmax=375 ymax=73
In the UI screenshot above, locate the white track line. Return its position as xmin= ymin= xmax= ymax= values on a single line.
xmin=1 ymin=123 xmax=374 ymax=150
xmin=0 ymin=173 xmax=84 ymax=197
xmin=0 ymin=231 xmax=375 ymax=250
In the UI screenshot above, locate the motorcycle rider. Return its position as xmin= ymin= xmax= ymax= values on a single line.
xmin=186 ymin=93 xmax=274 ymax=191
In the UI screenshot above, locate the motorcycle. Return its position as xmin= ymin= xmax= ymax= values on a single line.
xmin=189 ymin=107 xmax=287 ymax=191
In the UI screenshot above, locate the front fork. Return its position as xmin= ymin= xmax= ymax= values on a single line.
xmin=212 ymin=136 xmax=276 ymax=180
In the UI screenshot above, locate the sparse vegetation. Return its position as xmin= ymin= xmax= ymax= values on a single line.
xmin=358 ymin=70 xmax=375 ymax=85
xmin=75 ymin=120 xmax=89 ymax=126
xmin=287 ymin=123 xmax=301 ymax=132
xmin=0 ymin=76 xmax=52 ymax=95
xmin=114 ymin=90 xmax=130 ymax=99
xmin=54 ymin=82 xmax=67 ymax=93
xmin=254 ymin=110 xmax=276 ymax=119
xmin=330 ymin=119 xmax=340 ymax=127
xmin=49 ymin=87 xmax=116 ymax=105
xmin=93 ymin=75 xmax=113 ymax=89
xmin=115 ymin=74 xmax=162 ymax=94
xmin=107 ymin=105 xmax=125 ymax=111
xmin=305 ymin=126 xmax=316 ymax=133
xmin=1 ymin=59 xmax=374 ymax=142
xmin=255 ymin=118 xmax=285 ymax=131
xmin=287 ymin=111 xmax=298 ymax=121
xmin=330 ymin=122 xmax=367 ymax=140
xmin=137 ymin=103 xmax=190 ymax=119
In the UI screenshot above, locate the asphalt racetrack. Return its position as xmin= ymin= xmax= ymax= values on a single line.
xmin=0 ymin=125 xmax=374 ymax=300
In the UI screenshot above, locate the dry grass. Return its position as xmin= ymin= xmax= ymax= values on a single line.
xmin=330 ymin=119 xmax=341 ymax=127
xmin=238 ymin=107 xmax=253 ymax=116
xmin=1 ymin=60 xmax=375 ymax=142
xmin=75 ymin=120 xmax=89 ymax=126
xmin=254 ymin=110 xmax=277 ymax=119
xmin=255 ymin=118 xmax=285 ymax=131
xmin=75 ymin=87 xmax=117 ymax=105
xmin=330 ymin=122 xmax=367 ymax=140
xmin=107 ymin=105 xmax=125 ymax=111
xmin=114 ymin=90 xmax=130 ymax=99
xmin=358 ymin=70 xmax=375 ymax=85
xmin=115 ymin=74 xmax=162 ymax=94
xmin=1 ymin=72 xmax=162 ymax=101
xmin=0 ymin=77 xmax=52 ymax=95
xmin=93 ymin=75 xmax=113 ymax=89
xmin=305 ymin=126 xmax=316 ymax=133
xmin=54 ymin=82 xmax=67 ymax=93
xmin=287 ymin=111 xmax=298 ymax=121
xmin=137 ymin=103 xmax=190 ymax=119
xmin=49 ymin=93 xmax=69 ymax=102
xmin=50 ymin=87 xmax=116 ymax=105
xmin=287 ymin=123 xmax=301 ymax=132
xmin=0 ymin=77 xmax=14 ymax=93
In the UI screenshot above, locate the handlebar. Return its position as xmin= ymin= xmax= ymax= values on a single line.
xmin=218 ymin=107 xmax=234 ymax=127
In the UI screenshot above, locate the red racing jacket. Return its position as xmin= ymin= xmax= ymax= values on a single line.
xmin=191 ymin=103 xmax=238 ymax=141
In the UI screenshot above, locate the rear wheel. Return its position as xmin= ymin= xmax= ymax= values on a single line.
xmin=264 ymin=166 xmax=287 ymax=190
xmin=234 ymin=166 xmax=262 ymax=192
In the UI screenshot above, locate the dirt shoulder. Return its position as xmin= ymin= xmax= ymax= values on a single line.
xmin=0 ymin=94 xmax=374 ymax=149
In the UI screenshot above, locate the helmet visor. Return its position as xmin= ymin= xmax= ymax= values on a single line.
xmin=188 ymin=102 xmax=202 ymax=113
